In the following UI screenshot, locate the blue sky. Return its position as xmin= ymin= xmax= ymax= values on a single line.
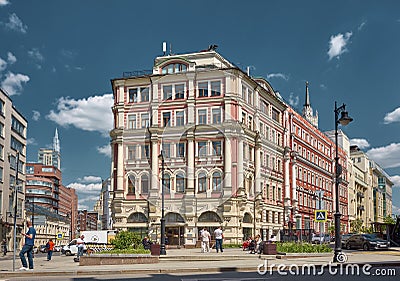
xmin=0 ymin=0 xmax=399 ymax=212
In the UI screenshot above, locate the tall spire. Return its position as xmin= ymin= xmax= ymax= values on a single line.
xmin=304 ymin=81 xmax=310 ymax=106
xmin=53 ymin=128 xmax=60 ymax=152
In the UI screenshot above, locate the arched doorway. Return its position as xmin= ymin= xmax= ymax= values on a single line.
xmin=197 ymin=211 xmax=222 ymax=242
xmin=127 ymin=212 xmax=148 ymax=238
xmin=242 ymin=212 xmax=253 ymax=240
xmin=165 ymin=212 xmax=185 ymax=246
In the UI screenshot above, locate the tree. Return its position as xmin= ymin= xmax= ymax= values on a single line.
xmin=350 ymin=219 xmax=363 ymax=233
xmin=111 ymin=231 xmax=142 ymax=250
xmin=383 ymin=215 xmax=396 ymax=225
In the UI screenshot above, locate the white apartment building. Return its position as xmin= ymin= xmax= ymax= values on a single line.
xmin=0 ymin=88 xmax=27 ymax=251
xmin=110 ymin=49 xmax=286 ymax=246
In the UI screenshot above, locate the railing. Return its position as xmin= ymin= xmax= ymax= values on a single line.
xmin=122 ymin=70 xmax=152 ymax=78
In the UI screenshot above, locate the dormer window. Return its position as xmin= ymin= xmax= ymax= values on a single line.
xmin=161 ymin=63 xmax=188 ymax=74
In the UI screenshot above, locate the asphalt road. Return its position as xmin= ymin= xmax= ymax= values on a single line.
xmin=6 ymin=266 xmax=399 ymax=281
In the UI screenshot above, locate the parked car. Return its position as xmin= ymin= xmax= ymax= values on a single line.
xmin=340 ymin=233 xmax=355 ymax=247
xmin=311 ymin=233 xmax=330 ymax=244
xmin=54 ymin=245 xmax=62 ymax=252
xmin=344 ymin=234 xmax=390 ymax=250
xmin=39 ymin=245 xmax=48 ymax=253
xmin=33 ymin=246 xmax=39 ymax=254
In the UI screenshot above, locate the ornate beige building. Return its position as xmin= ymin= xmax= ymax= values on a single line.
xmin=110 ymin=49 xmax=286 ymax=246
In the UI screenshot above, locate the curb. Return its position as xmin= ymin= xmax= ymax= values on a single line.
xmin=1 ymin=261 xmax=400 ymax=278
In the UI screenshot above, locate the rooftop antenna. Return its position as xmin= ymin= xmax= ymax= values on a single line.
xmin=169 ymin=43 xmax=172 ymax=55
xmin=162 ymin=42 xmax=167 ymax=56
xmin=247 ymin=66 xmax=250 ymax=76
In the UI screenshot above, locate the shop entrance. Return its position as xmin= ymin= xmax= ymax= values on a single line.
xmin=166 ymin=226 xmax=184 ymax=246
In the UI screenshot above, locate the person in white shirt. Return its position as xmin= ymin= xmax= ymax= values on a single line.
xmin=200 ymin=228 xmax=211 ymax=253
xmin=76 ymin=235 xmax=85 ymax=258
xmin=214 ymin=226 xmax=224 ymax=253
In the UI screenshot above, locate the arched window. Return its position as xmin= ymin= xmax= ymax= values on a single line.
xmin=165 ymin=212 xmax=185 ymax=223
xmin=163 ymin=173 xmax=171 ymax=192
xmin=127 ymin=212 xmax=147 ymax=223
xmin=141 ymin=174 xmax=149 ymax=194
xmin=161 ymin=62 xmax=188 ymax=74
xmin=243 ymin=213 xmax=252 ymax=223
xmin=198 ymin=172 xmax=207 ymax=193
xmin=128 ymin=175 xmax=135 ymax=194
xmin=212 ymin=171 xmax=222 ymax=191
xmin=198 ymin=211 xmax=222 ymax=223
xmin=176 ymin=172 xmax=185 ymax=193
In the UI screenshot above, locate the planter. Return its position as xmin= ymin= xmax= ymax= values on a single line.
xmin=79 ymin=254 xmax=159 ymax=266
xmin=263 ymin=243 xmax=277 ymax=255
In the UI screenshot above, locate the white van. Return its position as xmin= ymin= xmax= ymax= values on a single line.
xmin=62 ymin=239 xmax=84 ymax=256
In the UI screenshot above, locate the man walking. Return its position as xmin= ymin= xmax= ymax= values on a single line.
xmin=76 ymin=234 xmax=85 ymax=258
xmin=200 ymin=228 xmax=211 ymax=253
xmin=214 ymin=226 xmax=224 ymax=253
xmin=46 ymin=238 xmax=55 ymax=261
xmin=19 ymin=220 xmax=36 ymax=271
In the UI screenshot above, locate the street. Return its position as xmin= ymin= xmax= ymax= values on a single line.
xmin=5 ymin=266 xmax=399 ymax=281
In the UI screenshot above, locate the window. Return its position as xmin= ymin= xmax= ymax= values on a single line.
xmin=0 ymin=167 xmax=2 ymax=182
xmin=162 ymin=174 xmax=170 ymax=193
xmin=272 ymin=108 xmax=280 ymax=123
xmin=198 ymin=141 xmax=207 ymax=156
xmin=129 ymin=88 xmax=138 ymax=103
xmin=161 ymin=63 xmax=187 ymax=74
xmin=140 ymin=87 xmax=149 ymax=102
xmin=11 ymin=116 xmax=25 ymax=137
xmin=247 ymin=90 xmax=253 ymax=105
xmin=162 ymin=112 xmax=171 ymax=127
xmin=242 ymin=85 xmax=247 ymax=101
xmin=212 ymin=141 xmax=221 ymax=156
xmin=198 ymin=109 xmax=207 ymax=124
xmin=272 ymin=186 xmax=276 ymax=201
xmin=176 ymin=173 xmax=185 ymax=193
xmin=163 ymin=85 xmax=173 ymax=100
xmin=0 ymin=100 xmax=4 ymax=115
xmin=11 ymin=136 xmax=23 ymax=153
xmin=128 ymin=115 xmax=136 ymax=129
xmin=177 ymin=143 xmax=185 ymax=157
xmin=212 ymin=171 xmax=222 ymax=191
xmin=210 ymin=81 xmax=221 ymax=96
xmin=163 ymin=143 xmax=171 ymax=158
xmin=175 ymin=84 xmax=185 ymax=99
xmin=141 ymin=174 xmax=149 ymax=194
xmin=0 ymin=122 xmax=3 ymax=138
xmin=212 ymin=108 xmax=221 ymax=124
xmin=198 ymin=82 xmax=208 ymax=97
xmin=176 ymin=111 xmax=185 ymax=126
xmin=141 ymin=113 xmax=149 ymax=128
xmin=128 ymin=175 xmax=135 ymax=194
xmin=260 ymin=101 xmax=268 ymax=114
xmin=128 ymin=145 xmax=136 ymax=160
xmin=198 ymin=172 xmax=207 ymax=192
xmin=141 ymin=144 xmax=149 ymax=159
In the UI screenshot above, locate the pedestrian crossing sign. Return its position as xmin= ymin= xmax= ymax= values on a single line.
xmin=314 ymin=210 xmax=327 ymax=222
xmin=56 ymin=232 xmax=64 ymax=240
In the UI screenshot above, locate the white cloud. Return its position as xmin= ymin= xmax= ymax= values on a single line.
xmin=383 ymin=107 xmax=400 ymax=124
xmin=7 ymin=52 xmax=16 ymax=64
xmin=392 ymin=205 xmax=400 ymax=216
xmin=28 ymin=48 xmax=44 ymax=61
xmin=32 ymin=110 xmax=40 ymax=121
xmin=327 ymin=32 xmax=352 ymax=60
xmin=68 ymin=182 xmax=102 ymax=194
xmin=366 ymin=143 xmax=400 ymax=169
xmin=350 ymin=138 xmax=370 ymax=149
xmin=46 ymin=93 xmax=113 ymax=136
xmin=5 ymin=13 xmax=27 ymax=33
xmin=1 ymin=72 xmax=30 ymax=95
xmin=0 ymin=0 xmax=10 ymax=6
xmin=358 ymin=21 xmax=366 ymax=31
xmin=320 ymin=84 xmax=327 ymax=90
xmin=27 ymin=138 xmax=37 ymax=145
xmin=0 ymin=57 xmax=6 ymax=71
xmin=288 ymin=93 xmax=299 ymax=107
xmin=391 ymin=175 xmax=400 ymax=187
xmin=77 ymin=176 xmax=102 ymax=184
xmin=267 ymin=73 xmax=289 ymax=80
xmin=68 ymin=181 xmax=102 ymax=210
xmin=97 ymin=144 xmax=111 ymax=157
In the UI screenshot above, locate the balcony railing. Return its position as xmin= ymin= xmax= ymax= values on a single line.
xmin=122 ymin=70 xmax=152 ymax=78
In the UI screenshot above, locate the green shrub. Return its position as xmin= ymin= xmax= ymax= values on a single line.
xmin=276 ymin=242 xmax=332 ymax=253
xmin=111 ymin=231 xmax=142 ymax=250
xmin=95 ymin=248 xmax=150 ymax=254
xmin=222 ymin=243 xmax=242 ymax=248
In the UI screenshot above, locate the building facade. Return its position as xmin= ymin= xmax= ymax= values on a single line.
xmin=284 ymin=84 xmax=350 ymax=236
xmin=110 ymin=49 xmax=286 ymax=246
xmin=0 ymin=88 xmax=27 ymax=252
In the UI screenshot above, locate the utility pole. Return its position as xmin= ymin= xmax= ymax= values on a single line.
xmin=12 ymin=151 xmax=20 ymax=272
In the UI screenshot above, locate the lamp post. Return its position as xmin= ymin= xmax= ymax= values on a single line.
xmin=12 ymin=151 xmax=20 ymax=272
xmin=333 ymin=102 xmax=353 ymax=263
xmin=158 ymin=151 xmax=166 ymax=255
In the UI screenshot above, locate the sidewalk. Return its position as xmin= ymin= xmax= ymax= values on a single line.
xmin=1 ymin=247 xmax=400 ymax=278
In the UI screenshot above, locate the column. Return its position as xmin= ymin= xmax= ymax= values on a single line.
xmin=116 ymin=142 xmax=124 ymax=193
xmin=187 ymin=136 xmax=195 ymax=195
xmin=238 ymin=138 xmax=244 ymax=191
xmin=150 ymin=140 xmax=159 ymax=195
xmin=255 ymin=144 xmax=261 ymax=194
xmin=224 ymin=137 xmax=232 ymax=196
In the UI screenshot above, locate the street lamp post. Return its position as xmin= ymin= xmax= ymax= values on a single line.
xmin=333 ymin=102 xmax=353 ymax=263
xmin=12 ymin=151 xmax=20 ymax=272
xmin=158 ymin=151 xmax=166 ymax=255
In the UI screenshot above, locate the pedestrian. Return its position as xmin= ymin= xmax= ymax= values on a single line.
xmin=214 ymin=226 xmax=224 ymax=253
xmin=19 ymin=220 xmax=36 ymax=271
xmin=76 ymin=234 xmax=85 ymax=258
xmin=46 ymin=238 xmax=55 ymax=261
xmin=1 ymin=239 xmax=6 ymax=256
xmin=200 ymin=228 xmax=211 ymax=253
